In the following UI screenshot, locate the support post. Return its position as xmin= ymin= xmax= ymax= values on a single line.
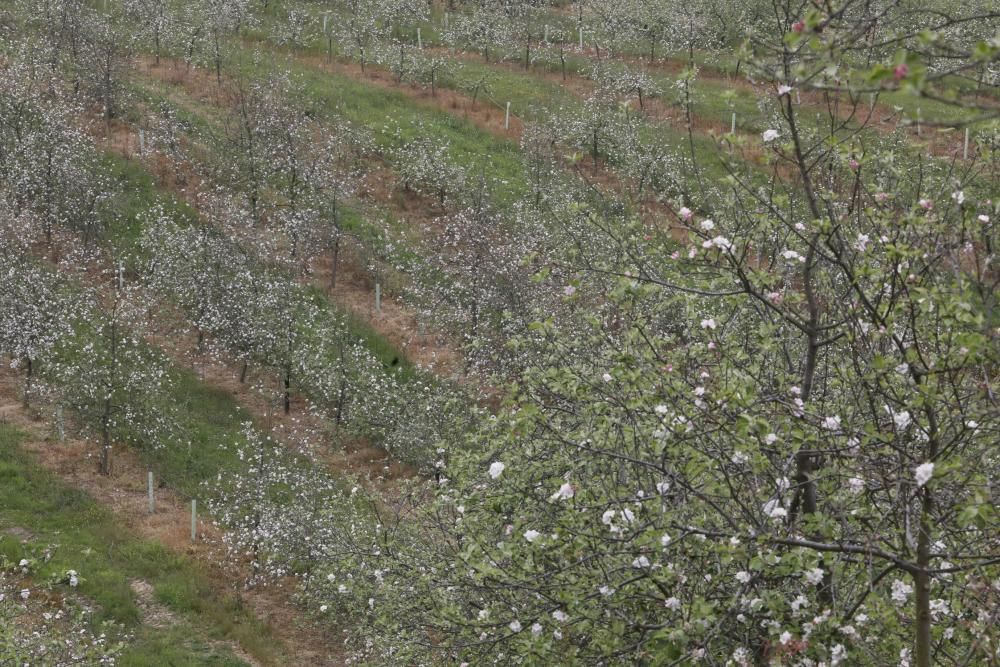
xmin=147 ymin=472 xmax=155 ymax=514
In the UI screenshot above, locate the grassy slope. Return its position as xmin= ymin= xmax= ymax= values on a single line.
xmin=0 ymin=423 xmax=272 ymax=666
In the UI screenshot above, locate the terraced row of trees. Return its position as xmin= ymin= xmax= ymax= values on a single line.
xmin=0 ymin=0 xmax=998 ymax=665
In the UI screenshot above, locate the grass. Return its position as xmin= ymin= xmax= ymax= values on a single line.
xmin=138 ymin=368 xmax=254 ymax=496
xmin=100 ymin=151 xmax=200 ymax=255
xmin=0 ymin=423 xmax=273 ymax=666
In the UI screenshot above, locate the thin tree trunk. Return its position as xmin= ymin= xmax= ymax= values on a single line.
xmin=100 ymin=411 xmax=112 ymax=475
xmin=914 ymin=489 xmax=933 ymax=667
xmin=283 ymin=369 xmax=291 ymax=414
xmin=330 ymin=236 xmax=340 ymax=289
xmin=22 ymin=358 xmax=33 ymax=409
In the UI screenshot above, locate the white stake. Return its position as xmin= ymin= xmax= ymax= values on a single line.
xmin=444 ymin=12 xmax=449 ymax=30
xmin=417 ymin=27 xmax=422 ymax=49
xmin=138 ymin=128 xmax=145 ymax=155
xmin=964 ymin=128 xmax=970 ymax=160
xmin=375 ymin=282 xmax=382 ymax=314
xmin=191 ymin=499 xmax=197 ymax=541
xmin=147 ymin=472 xmax=155 ymax=514
xmin=579 ymin=27 xmax=584 ymax=50
xmin=731 ymin=112 xmax=736 ymax=134
xmin=323 ymin=15 xmax=328 ymax=35
xmin=544 ymin=25 xmax=549 ymax=42
xmin=117 ymin=262 xmax=124 ymax=290
xmin=505 ymin=102 xmax=511 ymax=129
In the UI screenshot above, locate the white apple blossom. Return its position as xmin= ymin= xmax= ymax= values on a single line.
xmin=890 ymin=408 xmax=912 ymax=429
xmin=914 ymin=462 xmax=934 ymax=488
xmin=804 ymin=567 xmax=825 ymax=585
xmin=891 ymin=579 xmax=913 ymax=604
xmin=550 ymin=482 xmax=575 ymax=501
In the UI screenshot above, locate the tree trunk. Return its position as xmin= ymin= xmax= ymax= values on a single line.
xmin=22 ymin=358 xmax=33 ymax=409
xmin=283 ymin=369 xmax=291 ymax=415
xmin=335 ymin=364 xmax=348 ymax=426
xmin=914 ymin=489 xmax=933 ymax=667
xmin=330 ymin=236 xmax=340 ymax=289
xmin=100 ymin=413 xmax=112 ymax=476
